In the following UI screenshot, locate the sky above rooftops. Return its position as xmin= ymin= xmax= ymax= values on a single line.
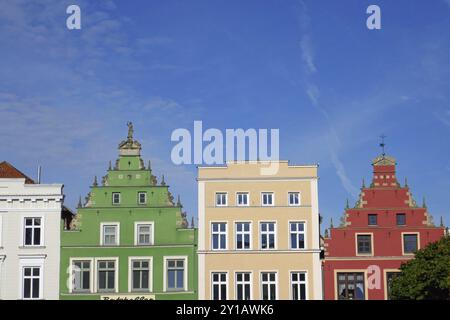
xmin=0 ymin=0 xmax=449 ymax=228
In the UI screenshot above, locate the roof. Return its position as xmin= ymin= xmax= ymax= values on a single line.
xmin=0 ymin=161 xmax=75 ymax=217
xmin=0 ymin=161 xmax=35 ymax=184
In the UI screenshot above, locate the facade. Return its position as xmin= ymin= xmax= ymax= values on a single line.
xmin=198 ymin=161 xmax=323 ymax=300
xmin=60 ymin=124 xmax=197 ymax=300
xmin=323 ymin=153 xmax=446 ymax=300
xmin=0 ymin=161 xmax=66 ymax=300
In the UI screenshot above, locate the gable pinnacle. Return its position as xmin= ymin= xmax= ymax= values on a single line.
xmin=108 ymin=161 xmax=112 ymax=170
xmin=345 ymin=198 xmax=350 ymax=209
xmin=177 ymin=195 xmax=182 ymax=207
xmin=161 ymin=174 xmax=166 ymax=186
xmin=93 ymin=176 xmax=98 ymax=187
xmin=362 ymin=178 xmax=366 ymax=188
xmin=422 ymin=196 xmax=427 ymax=208
xmin=77 ymin=196 xmax=82 ymax=208
xmin=440 ymin=216 xmax=444 ymax=227
xmin=404 ymin=177 xmax=408 ymax=187
xmin=191 ymin=216 xmax=195 ymax=228
xmin=330 ymin=217 xmax=334 ymax=228
xmin=148 ymin=160 xmax=151 ymax=170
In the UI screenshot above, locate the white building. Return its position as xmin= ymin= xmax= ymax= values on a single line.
xmin=0 ymin=162 xmax=66 ymax=300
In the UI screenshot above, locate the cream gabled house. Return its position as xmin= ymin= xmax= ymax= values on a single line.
xmin=197 ymin=161 xmax=323 ymax=300
xmin=0 ymin=162 xmax=69 ymax=300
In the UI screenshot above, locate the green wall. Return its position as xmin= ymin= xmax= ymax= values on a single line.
xmin=60 ymin=131 xmax=197 ymax=300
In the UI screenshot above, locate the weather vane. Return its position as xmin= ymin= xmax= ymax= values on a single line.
xmin=379 ymin=134 xmax=386 ymax=156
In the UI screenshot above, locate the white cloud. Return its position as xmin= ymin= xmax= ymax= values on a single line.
xmin=297 ymin=1 xmax=358 ymax=198
xmin=300 ymin=35 xmax=317 ymax=74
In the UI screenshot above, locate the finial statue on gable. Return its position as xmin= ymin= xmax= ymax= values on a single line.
xmin=127 ymin=121 xmax=134 ymax=140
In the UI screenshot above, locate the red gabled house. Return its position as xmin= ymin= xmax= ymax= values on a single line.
xmin=323 ymin=152 xmax=445 ymax=300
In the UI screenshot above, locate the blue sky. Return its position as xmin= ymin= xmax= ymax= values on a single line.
xmin=1 ymin=0 xmax=449 ymax=229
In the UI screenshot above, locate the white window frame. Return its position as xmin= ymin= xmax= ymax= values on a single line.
xmin=211 ymin=222 xmax=227 ymax=250
xmin=289 ymin=221 xmax=307 ymax=250
xmin=134 ymin=222 xmax=154 ymax=246
xmin=128 ymin=256 xmax=153 ymax=293
xmin=235 ymin=221 xmax=252 ymax=250
xmin=261 ymin=192 xmax=274 ymax=206
xmin=235 ymin=271 xmax=252 ymax=300
xmin=236 ymin=192 xmax=249 ymax=207
xmin=401 ymin=232 xmax=420 ymax=255
xmin=112 ymin=192 xmax=121 ymax=205
xmin=22 ymin=216 xmax=44 ymax=247
xmin=100 ymin=222 xmax=120 ymax=246
xmin=95 ymin=257 xmax=119 ymax=293
xmin=137 ymin=192 xmax=147 ymax=205
xmin=19 ymin=257 xmax=44 ymax=300
xmin=260 ymin=221 xmax=277 ymax=250
xmin=0 ymin=214 xmax=3 ymax=247
xmin=290 ymin=271 xmax=308 ymax=300
xmin=211 ymin=271 xmax=228 ymax=300
xmin=69 ymin=258 xmax=94 ymax=293
xmin=288 ymin=192 xmax=301 ymax=206
xmin=215 ymin=192 xmax=228 ymax=207
xmin=260 ymin=271 xmax=278 ymax=300
xmin=163 ymin=256 xmax=188 ymax=292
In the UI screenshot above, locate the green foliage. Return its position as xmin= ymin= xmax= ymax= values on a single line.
xmin=390 ymin=235 xmax=450 ymax=300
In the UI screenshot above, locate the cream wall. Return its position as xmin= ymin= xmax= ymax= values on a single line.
xmin=0 ymin=178 xmax=63 ymax=300
xmin=198 ymin=161 xmax=323 ymax=300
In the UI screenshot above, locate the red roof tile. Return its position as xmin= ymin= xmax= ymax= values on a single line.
xmin=0 ymin=161 xmax=35 ymax=184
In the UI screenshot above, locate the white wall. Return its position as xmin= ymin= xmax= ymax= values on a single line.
xmin=0 ymin=178 xmax=63 ymax=300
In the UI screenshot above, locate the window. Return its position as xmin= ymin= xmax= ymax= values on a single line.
xmin=0 ymin=215 xmax=3 ymax=247
xmin=211 ymin=222 xmax=227 ymax=250
xmin=131 ymin=259 xmax=150 ymax=292
xmin=236 ymin=192 xmax=249 ymax=206
xmin=396 ymin=213 xmax=406 ymax=226
xmin=403 ymin=234 xmax=418 ymax=254
xmin=290 ymin=222 xmax=306 ymax=249
xmin=288 ymin=192 xmax=300 ymax=206
xmin=24 ymin=217 xmax=42 ymax=246
xmin=386 ymin=272 xmax=401 ymax=300
xmin=260 ymin=222 xmax=276 ymax=249
xmin=97 ymin=260 xmax=116 ymax=292
xmin=138 ymin=192 xmax=147 ymax=205
xmin=166 ymin=259 xmax=185 ymax=291
xmin=235 ymin=272 xmax=251 ymax=300
xmin=72 ymin=261 xmax=91 ymax=292
xmin=368 ymin=214 xmax=378 ymax=226
xmin=291 ymin=272 xmax=307 ymax=300
xmin=211 ymin=272 xmax=227 ymax=300
xmin=215 ymin=193 xmax=227 ymax=206
xmin=235 ymin=222 xmax=251 ymax=250
xmin=102 ymin=224 xmax=119 ymax=246
xmin=22 ymin=267 xmax=41 ymax=299
xmin=357 ymin=234 xmax=372 ymax=255
xmin=337 ymin=272 xmax=365 ymax=300
xmin=261 ymin=272 xmax=277 ymax=300
xmin=112 ymin=192 xmax=121 ymax=205
xmin=261 ymin=192 xmax=274 ymax=206
xmin=136 ymin=223 xmax=153 ymax=245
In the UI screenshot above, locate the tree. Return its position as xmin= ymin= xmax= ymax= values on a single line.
xmin=390 ymin=235 xmax=450 ymax=300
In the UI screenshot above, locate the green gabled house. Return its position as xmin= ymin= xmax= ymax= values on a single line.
xmin=60 ymin=123 xmax=197 ymax=300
